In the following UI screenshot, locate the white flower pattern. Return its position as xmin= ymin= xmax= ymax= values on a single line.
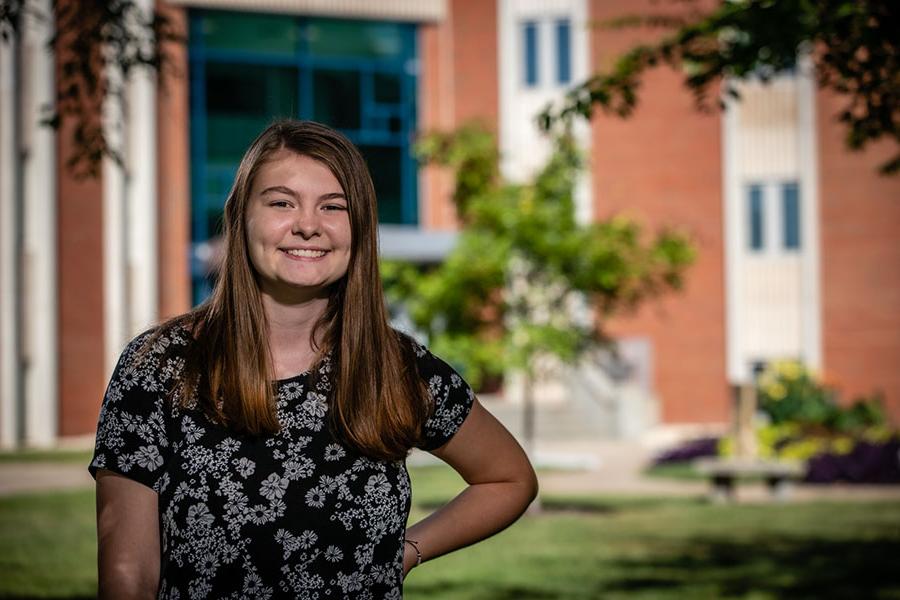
xmin=89 ymin=327 xmax=474 ymax=598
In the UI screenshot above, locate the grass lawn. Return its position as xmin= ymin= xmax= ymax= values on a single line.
xmin=0 ymin=450 xmax=93 ymax=465
xmin=1 ymin=465 xmax=899 ymax=599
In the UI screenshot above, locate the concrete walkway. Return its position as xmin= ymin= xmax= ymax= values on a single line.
xmin=2 ymin=439 xmax=900 ymax=503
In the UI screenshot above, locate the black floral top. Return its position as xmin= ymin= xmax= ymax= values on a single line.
xmin=89 ymin=325 xmax=474 ymax=599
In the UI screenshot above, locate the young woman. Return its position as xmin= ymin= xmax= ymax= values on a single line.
xmin=90 ymin=120 xmax=537 ymax=598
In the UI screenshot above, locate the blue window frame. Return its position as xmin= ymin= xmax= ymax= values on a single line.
xmin=555 ymin=19 xmax=571 ymax=84
xmin=189 ymin=10 xmax=418 ymax=301
xmin=748 ymin=184 xmax=765 ymax=251
xmin=523 ymin=21 xmax=538 ymax=87
xmin=782 ymin=182 xmax=801 ymax=250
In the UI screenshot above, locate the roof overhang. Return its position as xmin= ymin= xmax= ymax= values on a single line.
xmin=165 ymin=0 xmax=447 ymax=22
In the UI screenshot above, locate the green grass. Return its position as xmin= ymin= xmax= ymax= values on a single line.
xmin=0 ymin=489 xmax=97 ymax=599
xmin=0 ymin=449 xmax=93 ymax=464
xmin=1 ymin=465 xmax=899 ymax=599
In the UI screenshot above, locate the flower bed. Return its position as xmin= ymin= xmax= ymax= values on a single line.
xmin=652 ymin=361 xmax=900 ymax=484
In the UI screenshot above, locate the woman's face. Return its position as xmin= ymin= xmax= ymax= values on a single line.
xmin=245 ymin=150 xmax=352 ymax=300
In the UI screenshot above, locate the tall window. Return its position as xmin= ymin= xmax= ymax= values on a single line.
xmin=523 ymin=21 xmax=538 ymax=87
xmin=782 ymin=182 xmax=801 ymax=250
xmin=744 ymin=181 xmax=801 ymax=254
xmin=522 ymin=17 xmax=573 ymax=88
xmin=748 ymin=184 xmax=765 ymax=251
xmin=555 ymin=19 xmax=571 ymax=84
xmin=189 ymin=10 xmax=418 ymax=301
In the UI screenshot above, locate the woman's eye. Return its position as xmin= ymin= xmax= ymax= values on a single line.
xmin=270 ymin=200 xmax=291 ymax=208
xmin=323 ymin=204 xmax=348 ymax=211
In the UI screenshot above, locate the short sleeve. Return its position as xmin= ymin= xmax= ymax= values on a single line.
xmin=88 ymin=329 xmax=177 ymax=492
xmin=409 ymin=338 xmax=476 ymax=451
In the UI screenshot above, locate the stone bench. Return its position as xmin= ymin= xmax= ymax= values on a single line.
xmin=693 ymin=458 xmax=805 ymax=502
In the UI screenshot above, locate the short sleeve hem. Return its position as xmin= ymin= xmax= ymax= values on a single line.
xmin=405 ymin=335 xmax=476 ymax=452
xmin=88 ymin=327 xmax=177 ymax=493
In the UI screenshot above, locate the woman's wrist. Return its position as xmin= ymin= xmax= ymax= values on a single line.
xmin=403 ymin=538 xmax=422 ymax=575
xmin=405 ymin=538 xmax=422 ymax=564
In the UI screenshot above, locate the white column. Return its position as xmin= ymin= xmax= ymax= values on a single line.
xmin=103 ymin=64 xmax=128 ymax=377
xmin=125 ymin=2 xmax=159 ymax=338
xmin=21 ymin=0 xmax=59 ymax=447
xmin=0 ymin=29 xmax=19 ymax=448
xmin=105 ymin=0 xmax=159 ymax=373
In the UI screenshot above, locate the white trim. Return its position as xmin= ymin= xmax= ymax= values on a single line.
xmin=797 ymin=56 xmax=822 ymax=373
xmin=570 ymin=0 xmax=591 ymax=224
xmin=0 ymin=32 xmax=18 ymax=448
xmin=166 ymin=0 xmax=446 ymax=22
xmin=498 ymin=0 xmax=514 ymax=179
xmin=498 ymin=0 xmax=591 ymax=187
xmin=21 ymin=0 xmax=58 ymax=446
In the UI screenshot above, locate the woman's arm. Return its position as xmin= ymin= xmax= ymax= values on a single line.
xmin=95 ymin=469 xmax=161 ymax=599
xmin=403 ymin=398 xmax=538 ymax=575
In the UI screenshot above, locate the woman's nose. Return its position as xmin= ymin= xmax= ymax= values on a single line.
xmin=291 ymin=207 xmax=321 ymax=237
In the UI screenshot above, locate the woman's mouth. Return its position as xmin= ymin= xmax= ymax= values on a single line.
xmin=281 ymin=248 xmax=329 ymax=259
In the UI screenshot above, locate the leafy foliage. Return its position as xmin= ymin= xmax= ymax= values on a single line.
xmin=382 ymin=124 xmax=695 ymax=388
xmin=756 ymin=360 xmax=887 ymax=432
xmin=539 ymin=0 xmax=899 ymax=174
xmin=2 ymin=0 xmax=183 ymax=177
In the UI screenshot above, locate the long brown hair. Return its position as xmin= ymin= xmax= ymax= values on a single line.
xmin=168 ymin=120 xmax=429 ymax=461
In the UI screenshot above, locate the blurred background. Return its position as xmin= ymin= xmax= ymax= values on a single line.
xmin=1 ymin=0 xmax=899 ymax=598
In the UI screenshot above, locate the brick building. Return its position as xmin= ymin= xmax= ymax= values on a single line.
xmin=1 ymin=0 xmax=898 ymax=447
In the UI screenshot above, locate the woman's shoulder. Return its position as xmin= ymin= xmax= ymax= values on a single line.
xmin=394 ymin=329 xmax=429 ymax=359
xmin=393 ymin=330 xmax=477 ymax=451
xmin=116 ymin=317 xmax=194 ymax=370
xmin=392 ymin=329 xmax=470 ymax=394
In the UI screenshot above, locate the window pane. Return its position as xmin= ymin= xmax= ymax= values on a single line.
xmin=748 ymin=184 xmax=764 ymax=251
xmin=556 ymin=19 xmax=571 ymax=84
xmin=307 ymin=19 xmax=405 ymax=60
xmin=201 ymin=11 xmax=297 ymax=55
xmin=523 ymin=21 xmax=538 ymax=86
xmin=205 ymin=62 xmax=298 ymax=164
xmin=313 ymin=69 xmax=361 ymax=130
xmin=374 ymin=72 xmax=402 ymax=104
xmin=359 ymin=145 xmax=403 ymax=223
xmin=782 ymin=182 xmax=801 ymax=250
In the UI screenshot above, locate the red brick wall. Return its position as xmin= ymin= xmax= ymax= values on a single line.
xmin=420 ymin=0 xmax=498 ymax=230
xmin=419 ymin=21 xmax=457 ymax=230
xmin=157 ymin=2 xmax=191 ymax=319
xmin=589 ymin=0 xmax=729 ymax=424
xmin=818 ymin=89 xmax=900 ymax=424
xmin=451 ymin=0 xmax=498 ymax=129
xmin=55 ymin=21 xmax=106 ymax=436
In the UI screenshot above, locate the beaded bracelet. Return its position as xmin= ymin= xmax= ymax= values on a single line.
xmin=404 ymin=538 xmax=422 ymax=568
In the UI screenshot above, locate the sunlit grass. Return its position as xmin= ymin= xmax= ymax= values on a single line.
xmin=0 ymin=465 xmax=898 ymax=599
xmin=0 ymin=449 xmax=93 ymax=464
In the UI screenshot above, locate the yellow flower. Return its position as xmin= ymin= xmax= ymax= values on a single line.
xmin=776 ymin=360 xmax=803 ymax=382
xmin=831 ymin=437 xmax=854 ymax=455
xmin=767 ymin=382 xmax=787 ymax=400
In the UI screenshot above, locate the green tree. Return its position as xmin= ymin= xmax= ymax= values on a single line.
xmin=382 ymin=124 xmax=695 ymax=454
xmin=1 ymin=0 xmax=181 ymax=177
xmin=538 ymin=0 xmax=899 ymax=174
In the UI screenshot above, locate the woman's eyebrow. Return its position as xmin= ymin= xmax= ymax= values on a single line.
xmin=319 ymin=192 xmax=347 ymax=201
xmin=259 ymin=186 xmax=345 ymax=201
xmin=260 ymin=185 xmax=297 ymax=197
